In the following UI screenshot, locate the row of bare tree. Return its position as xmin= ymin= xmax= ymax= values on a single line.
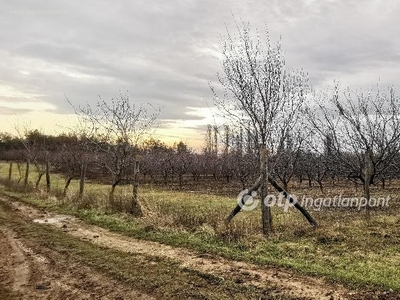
xmin=2 ymin=124 xmax=400 ymax=194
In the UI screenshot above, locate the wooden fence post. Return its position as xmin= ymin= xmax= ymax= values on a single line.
xmin=260 ymin=144 xmax=272 ymax=236
xmin=131 ymin=158 xmax=143 ymax=217
xmin=8 ymin=162 xmax=13 ymax=181
xmin=79 ymin=163 xmax=87 ymax=199
xmin=364 ymin=149 xmax=373 ymax=216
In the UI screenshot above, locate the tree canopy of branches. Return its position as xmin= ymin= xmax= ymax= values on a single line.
xmin=70 ymin=92 xmax=160 ymax=216
xmin=211 ymin=21 xmax=309 ymax=151
xmin=308 ymin=83 xmax=400 ymax=208
xmin=211 ymin=20 xmax=310 ymax=235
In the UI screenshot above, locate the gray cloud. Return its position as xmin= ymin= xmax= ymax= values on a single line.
xmin=1 ymin=0 xmax=400 ymax=140
xmin=0 ymin=106 xmax=33 ymax=115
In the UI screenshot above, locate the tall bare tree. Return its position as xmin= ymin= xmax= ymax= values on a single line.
xmin=211 ymin=20 xmax=309 ymax=235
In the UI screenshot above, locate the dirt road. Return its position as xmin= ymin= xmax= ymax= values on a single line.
xmin=0 ymin=196 xmax=396 ymax=300
xmin=0 ymin=227 xmax=153 ymax=300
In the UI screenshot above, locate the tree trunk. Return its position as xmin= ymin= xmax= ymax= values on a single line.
xmin=79 ymin=163 xmax=87 ymax=199
xmin=63 ymin=177 xmax=73 ymax=197
xmin=364 ymin=150 xmax=372 ymax=216
xmin=109 ymin=181 xmax=118 ymax=202
xmin=283 ymin=181 xmax=288 ymax=191
xmin=178 ymin=173 xmax=183 ymax=188
xmin=35 ymin=173 xmax=44 ymax=190
xmin=163 ymin=173 xmax=168 ymax=185
xmin=260 ymin=144 xmax=272 ymax=236
xmin=318 ymin=180 xmax=324 ymax=193
xmin=8 ymin=162 xmax=13 ymax=181
xmin=130 ymin=160 xmax=143 ymax=217
xmin=45 ymin=159 xmax=51 ymax=193
xmin=24 ymin=159 xmax=30 ymax=187
xmin=17 ymin=162 xmax=23 ymax=183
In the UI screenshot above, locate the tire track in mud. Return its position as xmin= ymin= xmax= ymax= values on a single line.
xmin=1 ymin=228 xmax=31 ymax=292
xmin=1 ymin=227 xmax=155 ymax=299
xmin=4 ymin=197 xmax=360 ymax=300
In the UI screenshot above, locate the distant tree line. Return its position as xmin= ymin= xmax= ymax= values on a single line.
xmin=2 ymin=117 xmax=400 ymax=197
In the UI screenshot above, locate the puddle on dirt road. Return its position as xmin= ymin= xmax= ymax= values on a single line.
xmin=33 ymin=215 xmax=74 ymax=225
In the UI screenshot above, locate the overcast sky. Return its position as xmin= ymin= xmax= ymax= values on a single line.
xmin=1 ymin=0 xmax=400 ymax=147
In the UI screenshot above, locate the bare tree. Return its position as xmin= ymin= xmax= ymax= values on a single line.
xmin=14 ymin=125 xmax=34 ymax=188
xmin=70 ymin=92 xmax=159 ymax=216
xmin=205 ymin=125 xmax=219 ymax=155
xmin=0 ymin=133 xmax=21 ymax=181
xmin=169 ymin=141 xmax=192 ymax=188
xmin=272 ymin=130 xmax=308 ymax=191
xmin=141 ymin=138 xmax=172 ymax=183
xmin=52 ymin=133 xmax=93 ymax=198
xmin=296 ymin=150 xmax=329 ymax=192
xmin=23 ymin=130 xmax=49 ymax=191
xmin=12 ymin=127 xmax=52 ymax=192
xmin=211 ymin=20 xmax=309 ymax=235
xmin=308 ymin=83 xmax=400 ymax=209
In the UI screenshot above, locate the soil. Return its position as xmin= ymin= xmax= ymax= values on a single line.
xmin=0 ymin=196 xmax=398 ymax=300
xmin=0 ymin=227 xmax=154 ymax=300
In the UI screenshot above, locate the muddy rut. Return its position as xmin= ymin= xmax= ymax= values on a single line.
xmin=0 ymin=226 xmax=154 ymax=300
xmin=2 ymin=197 xmax=363 ymax=300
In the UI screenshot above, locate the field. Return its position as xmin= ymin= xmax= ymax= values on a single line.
xmin=1 ymin=161 xmax=400 ymax=299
